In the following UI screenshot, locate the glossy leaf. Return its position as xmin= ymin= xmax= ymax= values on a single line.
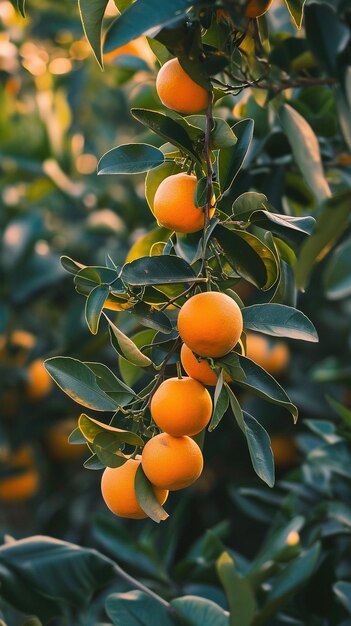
xmin=235 ymin=209 xmax=316 ymax=247
xmin=107 ymin=590 xmax=175 ymax=626
xmin=104 ymin=0 xmax=200 ymax=52
xmin=219 ymin=353 xmax=298 ymax=422
xmin=122 ymin=255 xmax=197 ymax=286
xmin=98 ymin=144 xmax=164 ymax=175
xmin=214 ymin=225 xmax=278 ymax=291
xmin=78 ymin=0 xmax=109 ymax=68
xmin=131 ymin=109 xmax=199 ymax=161
xmin=186 ymin=115 xmax=237 ymax=149
xmin=171 ymin=596 xmax=230 ymax=626
xmin=91 ymin=432 xmax=129 ymax=468
xmin=334 ymin=581 xmax=351 ymax=615
xmin=86 ymin=361 xmax=136 ymax=405
xmin=135 ymin=464 xmax=169 ymax=523
xmin=218 ymin=119 xmax=254 ymax=194
xmin=242 ymin=304 xmax=318 ymax=341
xmin=78 ymin=414 xmax=143 ymax=447
xmin=243 ymin=412 xmax=275 ymax=488
xmin=131 ymin=302 xmax=173 ymax=334
xmin=85 ymin=284 xmax=109 ymax=335
xmin=45 ymin=357 xmax=119 ymax=412
xmin=216 ymin=552 xmax=256 ymax=626
xmin=209 ymin=381 xmax=229 ymax=432
xmin=106 ymin=316 xmax=153 ymax=367
xmin=280 ymin=104 xmax=331 ymax=203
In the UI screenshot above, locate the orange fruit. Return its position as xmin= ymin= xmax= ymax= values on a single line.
xmin=153 ymin=173 xmax=215 ymax=234
xmin=142 ymin=433 xmax=203 ymax=491
xmin=245 ymin=0 xmax=274 ymax=18
xmin=45 ymin=419 xmax=85 ymax=461
xmin=0 ymin=447 xmax=39 ymax=502
xmin=0 ymin=329 xmax=36 ymax=366
xmin=103 ymin=36 xmax=155 ymax=67
xmin=178 ymin=292 xmax=243 ymax=358
xmin=101 ymin=457 xmax=168 ymax=519
xmin=270 ymin=434 xmax=298 ymax=467
xmin=151 ymin=376 xmax=212 ymax=437
xmin=245 ymin=333 xmax=290 ymax=375
xmin=27 ymin=358 xmax=53 ymax=401
xmin=156 ymin=58 xmax=208 ymax=114
xmin=180 ymin=344 xmax=219 ymax=386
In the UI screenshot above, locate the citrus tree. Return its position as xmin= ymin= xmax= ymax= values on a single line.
xmin=1 ymin=0 xmax=351 ymax=624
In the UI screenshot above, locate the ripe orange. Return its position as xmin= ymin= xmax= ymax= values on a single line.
xmin=156 ymin=57 xmax=208 ymax=114
xmin=245 ymin=0 xmax=274 ymax=18
xmin=45 ymin=419 xmax=85 ymax=461
xmin=151 ymin=376 xmax=212 ymax=437
xmin=0 ymin=447 xmax=39 ymax=502
xmin=101 ymin=458 xmax=168 ymax=519
xmin=245 ymin=333 xmax=290 ymax=375
xmin=27 ymin=358 xmax=53 ymax=401
xmin=0 ymin=329 xmax=36 ymax=366
xmin=178 ymin=292 xmax=243 ymax=358
xmin=142 ymin=433 xmax=203 ymax=491
xmin=153 ymin=173 xmax=215 ymax=234
xmin=103 ymin=36 xmax=155 ymax=67
xmin=180 ymin=344 xmax=219 ymax=386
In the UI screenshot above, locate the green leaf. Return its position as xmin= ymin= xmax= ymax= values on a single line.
xmin=219 ymin=353 xmax=298 ymax=422
xmin=218 ymin=119 xmax=254 ymax=194
xmin=91 ymin=432 xmax=129 ymax=468
xmin=135 ymin=464 xmax=169 ymax=523
xmin=235 ymin=208 xmax=315 ymax=247
xmin=324 ymin=237 xmax=351 ymax=300
xmin=186 ymin=115 xmax=237 ymax=149
xmin=107 ymin=591 xmax=175 ymax=626
xmin=103 ymin=0 xmax=200 ymax=52
xmin=305 ymin=2 xmax=349 ymax=76
xmin=45 ymin=357 xmax=119 ymax=412
xmin=214 ymin=225 xmax=278 ymax=291
xmin=0 ymin=536 xmax=115 ymax=621
xmin=84 ymin=453 xmax=105 ymax=470
xmin=242 ymin=304 xmax=318 ymax=342
xmin=171 ymin=596 xmax=229 ymax=626
xmin=122 ymin=255 xmax=197 ymax=286
xmin=78 ymin=414 xmax=143 ymax=447
xmin=60 ymin=255 xmax=86 ymax=275
xmin=119 ymin=329 xmax=155 ymax=387
xmin=145 ymin=162 xmax=183 ymax=214
xmin=284 ymin=0 xmax=306 ymax=29
xmin=68 ymin=427 xmax=86 ymax=445
xmin=97 ymin=144 xmax=164 ymax=175
xmin=85 ymin=284 xmax=109 ymax=335
xmin=243 ymin=412 xmax=275 ymax=488
xmin=194 ymin=177 xmax=208 ymax=208
xmin=131 ymin=109 xmax=199 ymax=161
xmin=106 ymin=316 xmax=153 ymax=367
xmin=326 ymin=396 xmax=351 ymax=429
xmin=295 ymin=189 xmax=351 ymax=289
xmin=233 ymin=192 xmax=268 ymax=215
xmin=334 ymin=582 xmax=351 ymax=614
xmin=216 ymin=552 xmax=256 ymax=626
xmin=226 ymin=387 xmax=275 ymax=487
xmin=131 ymin=303 xmax=173 ymax=334
xmin=85 ymin=361 xmax=136 ymax=405
xmin=280 ymin=104 xmax=331 ymax=203
xmin=17 ymin=0 xmax=26 ymax=17
xmin=78 ymin=0 xmax=109 ymax=68
xmin=209 ymin=381 xmax=229 ymax=432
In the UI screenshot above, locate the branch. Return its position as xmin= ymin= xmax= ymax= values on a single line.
xmin=201 ymin=91 xmax=214 ymax=282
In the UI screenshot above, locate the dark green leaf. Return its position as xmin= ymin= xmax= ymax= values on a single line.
xmin=78 ymin=414 xmax=143 ymax=447
xmin=85 ymin=284 xmax=109 ymax=335
xmin=60 ymin=255 xmax=86 ymax=275
xmin=45 ymin=357 xmax=119 ymax=412
xmin=98 ymin=144 xmax=164 ymax=175
xmin=135 ymin=464 xmax=169 ymax=523
xmin=243 ymin=412 xmax=275 ymax=488
xmin=237 ymin=209 xmax=316 ymax=247
xmin=334 ymin=582 xmax=351 ymax=615
xmin=131 ymin=302 xmax=173 ymax=334
xmin=214 ymin=225 xmax=278 ymax=291
xmin=107 ymin=590 xmax=175 ymax=626
xmin=104 ymin=0 xmax=200 ymax=52
xmin=78 ymin=0 xmax=109 ymax=68
xmin=209 ymin=381 xmax=229 ymax=432
xmin=91 ymin=432 xmax=129 ymax=468
xmin=324 ymin=238 xmax=351 ymax=300
xmin=84 ymin=453 xmax=105 ymax=470
xmin=218 ymin=119 xmax=254 ymax=194
xmin=85 ymin=362 xmax=136 ymax=405
xmin=106 ymin=316 xmax=153 ymax=367
xmin=304 ymin=2 xmax=349 ymax=76
xmin=122 ymin=255 xmax=197 ymax=286
xmin=186 ymin=115 xmax=237 ymax=149
xmin=284 ymin=0 xmax=306 ymax=29
xmin=242 ymin=304 xmax=318 ymax=342
xmin=171 ymin=596 xmax=229 ymax=626
xmin=131 ymin=109 xmax=199 ymax=161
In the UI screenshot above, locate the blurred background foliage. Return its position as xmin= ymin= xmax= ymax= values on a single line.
xmin=1 ymin=0 xmax=351 ymax=624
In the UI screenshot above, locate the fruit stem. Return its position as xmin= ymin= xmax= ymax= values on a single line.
xmin=201 ymin=90 xmax=214 ymax=289
xmin=176 ymin=361 xmax=183 ymax=380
